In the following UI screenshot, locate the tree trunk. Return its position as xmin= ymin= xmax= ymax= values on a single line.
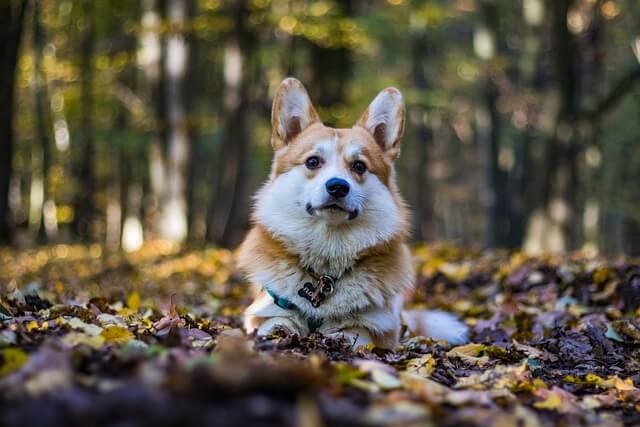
xmin=206 ymin=0 xmax=254 ymax=246
xmin=33 ymin=0 xmax=56 ymax=243
xmin=72 ymin=0 xmax=96 ymax=240
xmin=185 ymin=1 xmax=199 ymax=241
xmin=524 ymin=0 xmax=580 ymax=253
xmin=476 ymin=0 xmax=511 ymax=248
xmin=156 ymin=0 xmax=194 ymax=243
xmin=479 ymin=76 xmax=510 ymax=248
xmin=409 ymin=29 xmax=434 ymax=241
xmin=139 ymin=0 xmax=166 ymax=240
xmin=509 ymin=0 xmax=547 ymax=250
xmin=0 ymin=0 xmax=28 ymax=245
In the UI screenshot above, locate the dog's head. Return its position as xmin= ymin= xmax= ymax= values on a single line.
xmin=255 ymin=78 xmax=408 ymax=251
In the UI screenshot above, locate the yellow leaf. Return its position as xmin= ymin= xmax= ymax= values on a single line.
xmin=127 ymin=291 xmax=141 ymax=311
xmin=565 ymin=373 xmax=603 ymax=386
xmin=601 ymin=376 xmax=635 ymax=391
xmin=406 ymin=354 xmax=436 ymax=377
xmin=534 ymin=393 xmax=562 ymax=410
xmin=446 ymin=343 xmax=489 ymax=366
xmin=593 ymin=267 xmax=612 ymax=285
xmin=448 ymin=343 xmax=485 ymax=356
xmin=0 ymin=347 xmax=28 ymax=376
xmin=585 ymin=373 xmax=603 ymax=385
xmin=100 ymin=325 xmax=134 ymax=344
xmin=26 ymin=320 xmax=39 ymax=333
xmin=533 ymin=387 xmax=580 ymax=413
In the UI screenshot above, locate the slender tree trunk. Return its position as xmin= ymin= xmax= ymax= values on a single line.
xmin=108 ymin=21 xmax=140 ymax=251
xmin=480 ymin=76 xmax=510 ymax=248
xmin=0 ymin=0 xmax=28 ymax=245
xmin=33 ymin=0 xmax=56 ymax=243
xmin=157 ymin=0 xmax=194 ymax=243
xmin=139 ymin=0 xmax=166 ymax=239
xmin=524 ymin=0 xmax=580 ymax=253
xmin=509 ymin=0 xmax=546 ymax=249
xmin=409 ymin=29 xmax=434 ymax=241
xmin=581 ymin=1 xmax=605 ymax=252
xmin=476 ymin=0 xmax=511 ymax=248
xmin=185 ymin=1 xmax=199 ymax=241
xmin=73 ymin=0 xmax=96 ymax=240
xmin=206 ymin=0 xmax=254 ymax=246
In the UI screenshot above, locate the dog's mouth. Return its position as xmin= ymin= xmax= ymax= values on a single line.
xmin=306 ymin=202 xmax=359 ymax=220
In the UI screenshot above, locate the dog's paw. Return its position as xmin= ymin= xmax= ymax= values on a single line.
xmin=256 ymin=317 xmax=301 ymax=336
xmin=403 ymin=309 xmax=469 ymax=345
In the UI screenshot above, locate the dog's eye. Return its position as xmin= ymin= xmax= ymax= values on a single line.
xmin=352 ymin=160 xmax=367 ymax=175
xmin=305 ymin=156 xmax=321 ymax=170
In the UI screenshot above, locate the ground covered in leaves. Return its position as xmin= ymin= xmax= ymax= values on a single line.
xmin=1 ymin=243 xmax=640 ymax=426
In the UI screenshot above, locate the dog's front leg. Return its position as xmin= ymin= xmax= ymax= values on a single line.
xmin=244 ymin=291 xmax=308 ymax=337
xmin=247 ymin=315 xmax=307 ymax=336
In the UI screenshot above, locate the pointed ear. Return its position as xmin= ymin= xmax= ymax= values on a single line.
xmin=271 ymin=78 xmax=320 ymax=150
xmin=356 ymin=88 xmax=406 ymax=158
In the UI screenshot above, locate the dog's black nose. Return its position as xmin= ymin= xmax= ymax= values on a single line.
xmin=325 ymin=178 xmax=350 ymax=198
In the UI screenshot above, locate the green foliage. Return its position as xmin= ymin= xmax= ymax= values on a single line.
xmin=6 ymin=0 xmax=640 ymax=251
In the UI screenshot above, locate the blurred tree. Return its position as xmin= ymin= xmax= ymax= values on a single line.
xmin=140 ymin=0 xmax=167 ymax=240
xmin=157 ymin=0 xmax=195 ymax=243
xmin=206 ymin=0 xmax=254 ymax=246
xmin=475 ymin=0 xmax=512 ymax=248
xmin=409 ymin=18 xmax=434 ymax=241
xmin=72 ymin=0 xmax=97 ymax=240
xmin=32 ymin=0 xmax=56 ymax=243
xmin=1 ymin=0 xmax=639 ymax=254
xmin=0 ymin=0 xmax=28 ymax=245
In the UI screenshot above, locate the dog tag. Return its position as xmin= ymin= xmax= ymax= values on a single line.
xmin=298 ymin=282 xmax=323 ymax=307
xmin=298 ymin=276 xmax=334 ymax=308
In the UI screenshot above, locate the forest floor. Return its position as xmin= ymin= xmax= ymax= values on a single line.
xmin=1 ymin=242 xmax=640 ymax=427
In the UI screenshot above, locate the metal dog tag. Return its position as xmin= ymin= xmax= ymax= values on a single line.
xmin=298 ymin=275 xmax=334 ymax=308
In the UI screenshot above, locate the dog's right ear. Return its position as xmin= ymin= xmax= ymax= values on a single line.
xmin=271 ymin=78 xmax=320 ymax=150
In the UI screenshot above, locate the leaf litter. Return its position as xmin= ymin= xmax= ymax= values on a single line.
xmin=1 ymin=243 xmax=640 ymax=426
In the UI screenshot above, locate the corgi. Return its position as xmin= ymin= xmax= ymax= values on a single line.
xmin=238 ymin=78 xmax=468 ymax=348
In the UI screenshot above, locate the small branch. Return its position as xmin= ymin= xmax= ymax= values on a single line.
xmin=578 ymin=66 xmax=640 ymax=122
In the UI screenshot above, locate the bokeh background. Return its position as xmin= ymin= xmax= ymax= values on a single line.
xmin=1 ymin=0 xmax=639 ymax=255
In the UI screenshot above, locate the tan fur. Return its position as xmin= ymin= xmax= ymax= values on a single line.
xmin=239 ymin=78 xmax=413 ymax=348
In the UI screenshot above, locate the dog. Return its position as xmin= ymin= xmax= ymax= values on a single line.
xmin=238 ymin=78 xmax=468 ymax=348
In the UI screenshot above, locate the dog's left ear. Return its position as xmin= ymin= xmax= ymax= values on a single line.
xmin=356 ymin=88 xmax=405 ymax=159
xmin=271 ymin=78 xmax=320 ymax=150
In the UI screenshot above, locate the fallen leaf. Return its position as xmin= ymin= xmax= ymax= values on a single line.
xmin=446 ymin=343 xmax=490 ymax=366
xmin=65 ymin=317 xmax=103 ymax=336
xmin=405 ymin=354 xmax=436 ymax=377
xmin=100 ymin=325 xmax=134 ymax=344
xmin=153 ymin=295 xmax=186 ymax=332
xmin=61 ymin=332 xmax=105 ymax=349
xmin=127 ymin=291 xmax=141 ymax=311
xmin=0 ymin=348 xmax=28 ymax=376
xmin=600 ymin=376 xmax=636 ymax=392
xmin=533 ymin=387 xmax=580 ymax=414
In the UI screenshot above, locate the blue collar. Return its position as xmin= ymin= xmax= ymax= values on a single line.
xmin=266 ymin=288 xmax=297 ymax=310
xmin=265 ymin=288 xmax=323 ymax=332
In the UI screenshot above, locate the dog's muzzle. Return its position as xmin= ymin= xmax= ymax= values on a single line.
xmin=305 ymin=201 xmax=359 ymax=220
